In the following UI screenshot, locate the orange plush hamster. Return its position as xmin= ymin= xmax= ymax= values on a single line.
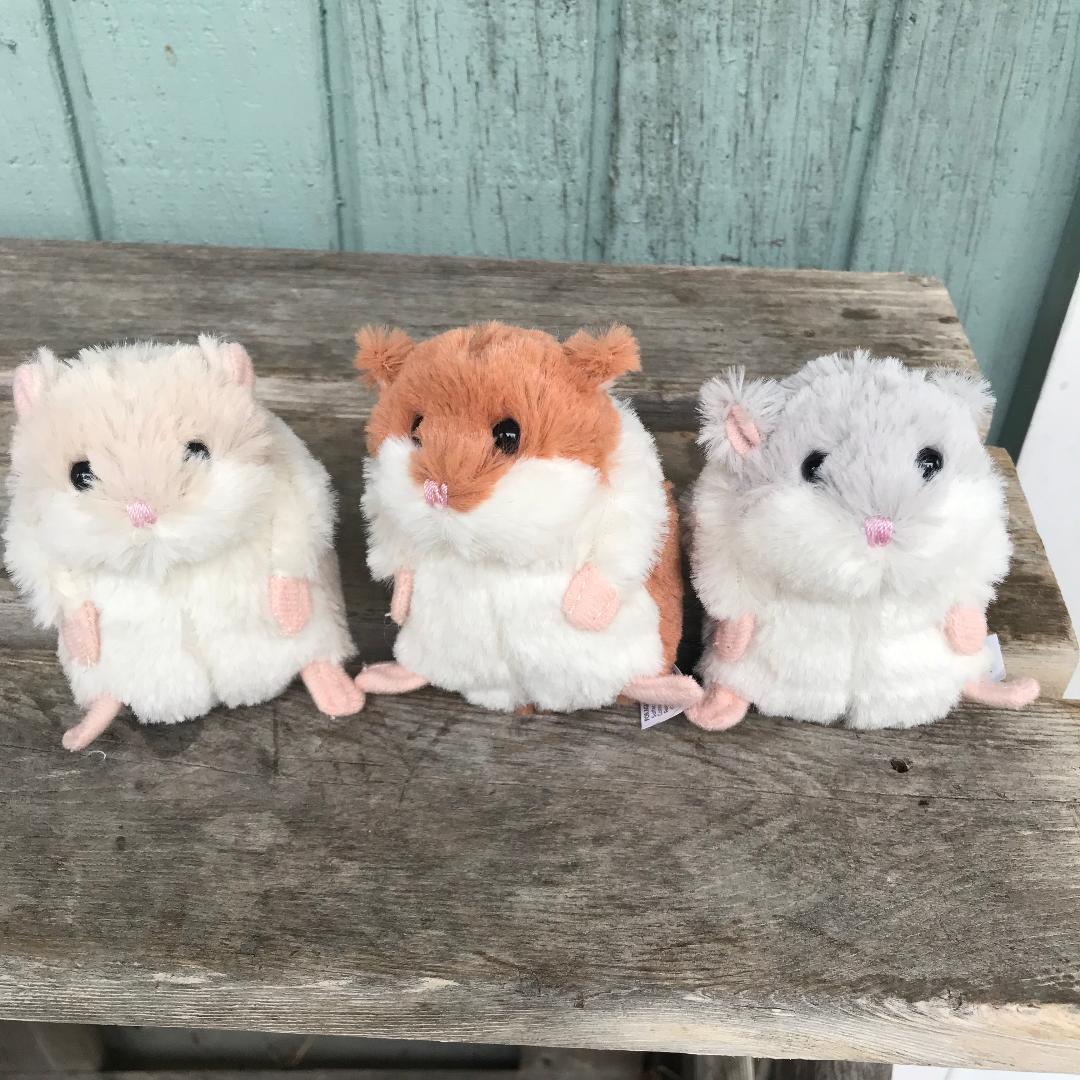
xmin=354 ymin=322 xmax=701 ymax=715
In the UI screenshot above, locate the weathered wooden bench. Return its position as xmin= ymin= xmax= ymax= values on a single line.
xmin=1 ymin=240 xmax=1078 ymax=1070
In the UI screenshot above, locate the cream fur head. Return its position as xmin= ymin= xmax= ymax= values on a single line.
xmin=7 ymin=336 xmax=275 ymax=578
xmin=694 ymin=350 xmax=1009 ymax=603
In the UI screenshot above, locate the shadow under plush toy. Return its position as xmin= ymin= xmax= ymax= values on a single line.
xmin=354 ymin=321 xmax=701 ymax=714
xmin=685 ymin=349 xmax=1040 ymax=731
xmin=3 ymin=337 xmax=361 ymax=750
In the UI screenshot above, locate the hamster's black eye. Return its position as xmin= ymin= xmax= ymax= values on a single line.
xmin=69 ymin=460 xmax=96 ymax=491
xmin=410 ymin=415 xmax=423 ymax=446
xmin=916 ymin=446 xmax=943 ymax=481
xmin=185 ymin=440 xmax=210 ymax=460
xmin=492 ymin=418 xmax=520 ymax=455
xmin=801 ymin=450 xmax=827 ymax=484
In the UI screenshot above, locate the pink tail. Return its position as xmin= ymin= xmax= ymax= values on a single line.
xmin=621 ymin=674 xmax=704 ymax=710
xmin=962 ymin=677 xmax=1039 ymax=710
xmin=63 ymin=695 xmax=122 ymax=751
xmin=355 ymin=661 xmax=428 ymax=695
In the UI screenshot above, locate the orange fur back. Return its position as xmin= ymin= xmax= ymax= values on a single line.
xmin=645 ymin=484 xmax=684 ymax=672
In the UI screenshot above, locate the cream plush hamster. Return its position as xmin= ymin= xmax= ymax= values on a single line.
xmin=353 ymin=321 xmax=702 ymax=714
xmin=3 ymin=336 xmax=361 ymax=750
xmin=685 ymin=349 xmax=1039 ymax=731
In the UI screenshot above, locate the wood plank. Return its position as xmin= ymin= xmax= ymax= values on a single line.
xmin=0 ymin=0 xmax=93 ymax=240
xmin=57 ymin=1 xmax=336 ymax=248
xmin=0 ymin=239 xmax=979 ymax=422
xmin=3 ymin=659 xmax=1080 ymax=1065
xmin=849 ymin=0 xmax=1080 ymax=433
xmin=1 ymin=241 xmax=1078 ymax=1064
xmin=334 ymin=0 xmax=599 ymax=259
xmin=991 ymin=448 xmax=1077 ymax=696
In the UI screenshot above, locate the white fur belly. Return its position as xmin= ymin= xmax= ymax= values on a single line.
xmin=397 ymin=558 xmax=662 ymax=712
xmin=393 ymin=558 xmax=510 ymax=703
xmin=699 ymin=599 xmax=854 ymax=724
xmin=847 ymin=603 xmax=989 ymax=729
xmin=63 ymin=575 xmax=214 ymax=724
xmin=491 ymin=570 xmax=662 ymax=712
xmin=181 ymin=548 xmax=354 ymax=708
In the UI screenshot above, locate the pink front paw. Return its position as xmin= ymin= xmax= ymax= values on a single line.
xmin=62 ymin=602 xmax=100 ymax=666
xmin=713 ymin=613 xmax=755 ymax=662
xmin=945 ymin=605 xmax=987 ymax=655
xmin=390 ymin=570 xmax=413 ymax=625
xmin=562 ymin=564 xmax=620 ymax=631
xmin=270 ymin=576 xmax=312 ymax=636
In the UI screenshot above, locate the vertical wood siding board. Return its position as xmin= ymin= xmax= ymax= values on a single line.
xmin=60 ymin=1 xmax=334 ymax=249
xmin=320 ymin=0 xmax=363 ymax=251
xmin=608 ymin=1 xmax=884 ymax=269
xmin=318 ymin=0 xmax=346 ymax=251
xmin=582 ymin=0 xmax=619 ymax=261
xmin=38 ymin=0 xmax=108 ymax=239
xmin=341 ymin=0 xmax=596 ymax=261
xmin=830 ymin=0 xmax=902 ymax=270
xmin=849 ymin=0 xmax=1080 ymax=435
xmin=999 ymin=154 xmax=1080 ymax=455
xmin=0 ymin=0 xmax=90 ymax=239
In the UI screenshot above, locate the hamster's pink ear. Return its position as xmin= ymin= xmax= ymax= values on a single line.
xmin=224 ymin=342 xmax=255 ymax=388
xmin=198 ymin=334 xmax=256 ymax=391
xmin=698 ymin=367 xmax=788 ymax=466
xmin=355 ymin=325 xmax=415 ymax=388
xmin=562 ymin=325 xmax=640 ymax=389
xmin=927 ymin=368 xmax=995 ymax=429
xmin=11 ymin=347 xmax=58 ymax=419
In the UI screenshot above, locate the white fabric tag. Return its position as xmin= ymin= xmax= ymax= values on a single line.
xmin=986 ymin=633 xmax=1006 ymax=683
xmin=640 ymin=667 xmax=687 ymax=729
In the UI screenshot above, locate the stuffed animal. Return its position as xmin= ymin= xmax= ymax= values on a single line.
xmin=685 ymin=349 xmax=1039 ymax=731
xmin=354 ymin=321 xmax=702 ymax=715
xmin=3 ymin=336 xmax=361 ymax=751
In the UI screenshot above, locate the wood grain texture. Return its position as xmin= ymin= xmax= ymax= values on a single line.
xmin=54 ymin=0 xmax=336 ymax=248
xmin=333 ymin=0 xmax=599 ymax=260
xmin=849 ymin=0 xmax=1080 ymax=434
xmin=0 ymin=241 xmax=1078 ymax=1064
xmin=995 ymin=447 xmax=1078 ymax=695
xmin=3 ymin=659 xmax=1080 ymax=1064
xmin=605 ymin=0 xmax=885 ymax=268
xmin=0 ymin=0 xmax=93 ymax=240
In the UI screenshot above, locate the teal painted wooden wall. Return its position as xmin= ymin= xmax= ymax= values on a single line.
xmin=2 ymin=0 xmax=1079 ymax=437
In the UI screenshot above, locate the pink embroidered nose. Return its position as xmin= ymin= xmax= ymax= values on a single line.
xmin=126 ymin=500 xmax=157 ymax=528
xmin=423 ymin=479 xmax=449 ymax=509
xmin=865 ymin=515 xmax=893 ymax=547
